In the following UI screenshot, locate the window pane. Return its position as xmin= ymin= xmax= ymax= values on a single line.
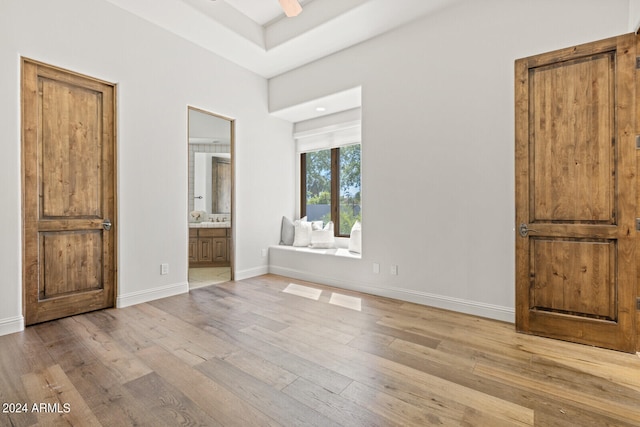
xmin=305 ymin=149 xmax=331 ymax=223
xmin=339 ymin=144 xmax=361 ymax=235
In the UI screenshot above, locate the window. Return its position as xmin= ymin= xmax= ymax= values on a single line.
xmin=301 ymin=144 xmax=361 ymax=237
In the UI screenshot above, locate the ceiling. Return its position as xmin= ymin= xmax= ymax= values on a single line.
xmin=224 ymin=0 xmax=313 ymax=25
xmin=103 ymin=0 xmax=459 ymax=121
xmin=104 ymin=0 xmax=458 ymax=78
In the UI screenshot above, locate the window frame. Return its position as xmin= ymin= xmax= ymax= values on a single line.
xmin=301 ymin=146 xmax=359 ymax=238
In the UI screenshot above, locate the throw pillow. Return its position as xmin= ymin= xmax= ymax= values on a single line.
xmin=348 ymin=221 xmax=362 ymax=253
xmin=280 ymin=216 xmax=295 ymax=245
xmin=293 ymin=220 xmax=313 ymax=247
xmin=310 ymin=221 xmax=335 ymax=249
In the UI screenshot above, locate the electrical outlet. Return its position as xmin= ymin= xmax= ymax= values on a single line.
xmin=161 ymin=263 xmax=169 ymax=275
xmin=261 ymin=248 xmax=268 ymax=257
xmin=390 ymin=265 xmax=398 ymax=275
xmin=373 ymin=262 xmax=380 ymax=274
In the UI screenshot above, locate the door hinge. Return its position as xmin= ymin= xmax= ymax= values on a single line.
xmin=636 ymin=56 xmax=640 ymax=69
xmin=636 ymin=135 xmax=640 ymax=149
xmin=637 ymin=297 xmax=640 ymax=311
xmin=636 ymin=218 xmax=640 ymax=231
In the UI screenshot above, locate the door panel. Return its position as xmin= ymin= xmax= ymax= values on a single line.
xmin=22 ymin=59 xmax=116 ymax=325
xmin=212 ymin=238 xmax=227 ymax=262
xmin=41 ymin=231 xmax=103 ymax=298
xmin=199 ymin=238 xmax=213 ymax=263
xmin=515 ymin=34 xmax=636 ymax=352
xmin=531 ymin=239 xmax=615 ymax=319
xmin=41 ymin=79 xmax=102 ymax=218
xmin=189 ymin=238 xmax=198 ymax=263
xmin=531 ymin=53 xmax=615 ymax=223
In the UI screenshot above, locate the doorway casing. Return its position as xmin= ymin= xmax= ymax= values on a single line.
xmin=187 ymin=106 xmax=235 ymax=283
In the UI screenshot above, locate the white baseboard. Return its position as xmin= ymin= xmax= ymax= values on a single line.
xmin=0 ymin=315 xmax=24 ymax=336
xmin=116 ymin=281 xmax=189 ymax=308
xmin=269 ymin=265 xmax=515 ymax=323
xmin=235 ymin=265 xmax=269 ymax=281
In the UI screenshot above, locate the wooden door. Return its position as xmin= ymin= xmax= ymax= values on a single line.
xmin=515 ymin=34 xmax=637 ymax=352
xmin=22 ymin=59 xmax=116 ymax=325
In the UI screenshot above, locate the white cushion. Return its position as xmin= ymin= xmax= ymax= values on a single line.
xmin=280 ymin=216 xmax=295 ymax=245
xmin=348 ymin=221 xmax=362 ymax=253
xmin=310 ymin=221 xmax=335 ymax=249
xmin=293 ymin=220 xmax=313 ymax=247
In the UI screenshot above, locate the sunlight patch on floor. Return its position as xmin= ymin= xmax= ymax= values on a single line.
xmin=282 ymin=283 xmax=362 ymax=311
xmin=329 ymin=292 xmax=362 ymax=311
xmin=282 ymin=283 xmax=322 ymax=300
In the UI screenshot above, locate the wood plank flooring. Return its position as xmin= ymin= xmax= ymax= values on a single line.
xmin=1 ymin=274 xmax=639 ymax=426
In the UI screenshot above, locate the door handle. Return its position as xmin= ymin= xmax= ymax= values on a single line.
xmin=102 ymin=219 xmax=112 ymax=231
xmin=518 ymin=223 xmax=538 ymax=237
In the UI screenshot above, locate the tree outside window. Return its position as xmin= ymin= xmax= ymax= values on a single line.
xmin=302 ymin=144 xmax=361 ymax=237
xmin=338 ymin=144 xmax=361 ymax=235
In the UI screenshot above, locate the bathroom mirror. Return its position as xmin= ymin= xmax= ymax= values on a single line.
xmin=188 ymin=108 xmax=232 ymax=216
xmin=193 ymin=152 xmax=231 ymax=214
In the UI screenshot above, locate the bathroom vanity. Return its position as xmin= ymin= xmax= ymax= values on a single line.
xmin=188 ymin=223 xmax=231 ymax=267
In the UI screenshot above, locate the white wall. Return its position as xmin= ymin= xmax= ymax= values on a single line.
xmin=630 ymin=0 xmax=640 ymax=31
xmin=268 ymin=0 xmax=630 ymax=322
xmin=0 ymin=0 xmax=295 ymax=334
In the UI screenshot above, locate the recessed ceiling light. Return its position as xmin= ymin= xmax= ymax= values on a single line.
xmin=315 ymin=107 xmax=326 ymax=112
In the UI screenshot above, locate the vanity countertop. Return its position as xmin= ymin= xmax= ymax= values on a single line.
xmin=189 ymin=221 xmax=231 ymax=228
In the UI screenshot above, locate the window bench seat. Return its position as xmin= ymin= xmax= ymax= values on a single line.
xmin=269 ymin=244 xmax=361 ymax=259
xmin=268 ymin=244 xmax=362 ymax=291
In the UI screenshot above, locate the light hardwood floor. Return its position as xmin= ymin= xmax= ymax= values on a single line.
xmin=1 ymin=274 xmax=639 ymax=426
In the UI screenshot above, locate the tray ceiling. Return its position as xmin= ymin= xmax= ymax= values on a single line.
xmin=103 ymin=0 xmax=459 ymax=78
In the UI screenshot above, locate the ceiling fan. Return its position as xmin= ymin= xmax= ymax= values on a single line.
xmin=279 ymin=0 xmax=303 ymax=17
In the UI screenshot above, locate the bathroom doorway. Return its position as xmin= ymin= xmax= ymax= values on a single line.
xmin=187 ymin=107 xmax=234 ymax=289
